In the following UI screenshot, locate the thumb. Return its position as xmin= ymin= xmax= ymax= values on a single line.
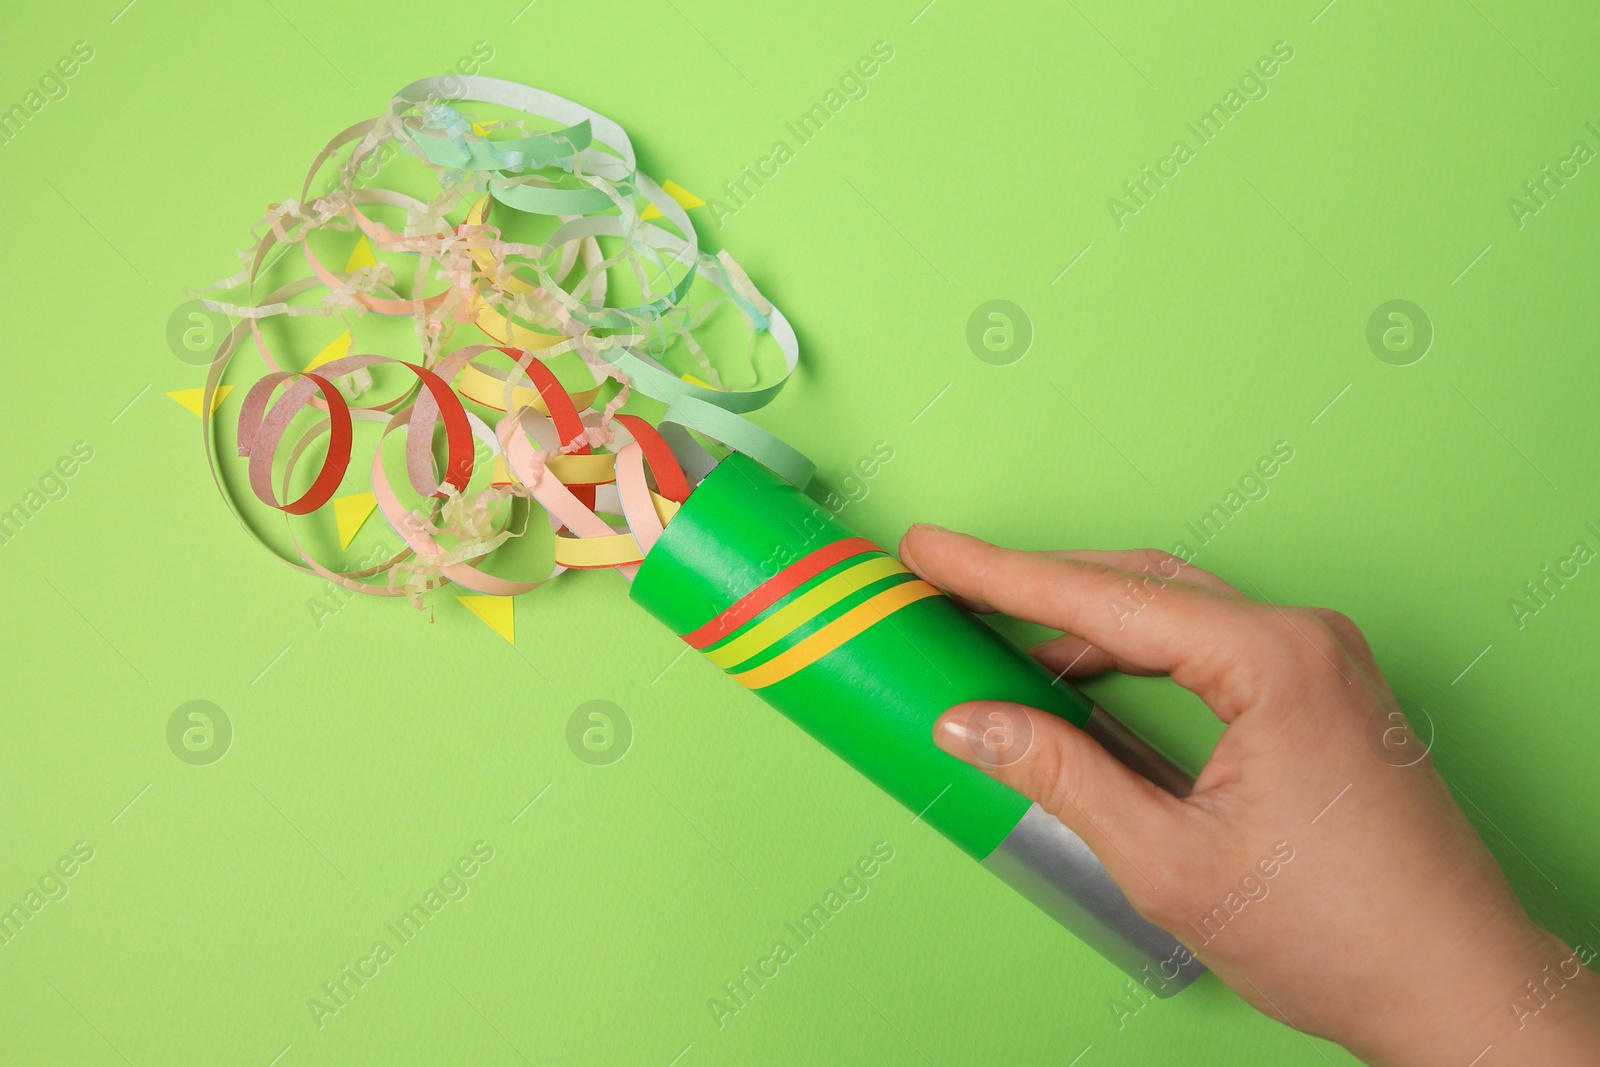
xmin=933 ymin=700 xmax=1180 ymax=891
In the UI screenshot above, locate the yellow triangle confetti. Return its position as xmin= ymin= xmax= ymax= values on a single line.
xmin=471 ymin=120 xmax=494 ymax=136
xmin=662 ymin=180 xmax=706 ymax=208
xmin=344 ymin=235 xmax=377 ymax=272
xmin=167 ymin=385 xmax=232 ymax=417
xmin=305 ymin=331 xmax=353 ymax=372
xmin=333 ymin=492 xmax=377 ymax=550
xmin=680 ymin=372 xmax=713 ymax=388
xmin=641 ymin=179 xmax=706 ymax=220
xmin=457 ymin=595 xmax=515 ymax=644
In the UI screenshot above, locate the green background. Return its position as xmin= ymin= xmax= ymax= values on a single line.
xmin=3 ymin=0 xmax=1599 ymax=1063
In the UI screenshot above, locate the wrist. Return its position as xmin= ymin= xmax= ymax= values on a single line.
xmin=1482 ymin=928 xmax=1600 ymax=1065
xmin=1354 ymin=923 xmax=1600 ymax=1067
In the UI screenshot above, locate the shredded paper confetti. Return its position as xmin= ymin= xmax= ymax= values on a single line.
xmin=185 ymin=76 xmax=1208 ymax=989
xmin=193 ymin=75 xmax=809 ymax=613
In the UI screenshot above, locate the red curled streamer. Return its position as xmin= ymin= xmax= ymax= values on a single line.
xmin=238 ymin=357 xmax=478 ymax=516
xmin=403 ymin=360 xmax=476 ymax=495
xmin=615 ymin=413 xmax=690 ymax=503
xmin=502 ymin=346 xmax=596 ymax=508
xmin=243 ymin=372 xmax=354 ymax=515
xmin=198 ymin=82 xmax=800 ymax=603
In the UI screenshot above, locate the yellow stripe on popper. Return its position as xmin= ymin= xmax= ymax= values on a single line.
xmin=729 ymin=580 xmax=941 ymax=690
xmin=344 ymin=236 xmax=377 ymax=272
xmin=332 ymin=492 xmax=377 ymax=550
xmin=456 ymin=595 xmax=515 ymax=644
xmin=305 ymin=330 xmax=353 ymax=371
xmin=641 ymin=179 xmax=706 ymax=221
xmin=705 ymin=555 xmax=909 ymax=669
xmin=553 ymin=531 xmax=643 ymax=568
xmin=168 ymin=385 xmax=232 ymax=417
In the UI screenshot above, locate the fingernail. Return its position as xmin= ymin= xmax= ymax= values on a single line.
xmin=932 ymin=715 xmax=980 ymax=762
xmin=908 ymin=522 xmax=948 ymax=534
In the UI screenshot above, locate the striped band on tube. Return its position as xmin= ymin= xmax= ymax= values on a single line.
xmin=727 ymin=579 xmax=940 ymax=689
xmin=679 ymin=536 xmax=879 ymax=649
xmin=678 ymin=537 xmax=942 ymax=690
xmin=704 ymin=555 xmax=909 ymax=669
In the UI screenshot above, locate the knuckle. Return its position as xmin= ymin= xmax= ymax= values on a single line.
xmin=1307 ymin=606 xmax=1355 ymax=636
xmin=1244 ymin=606 xmax=1346 ymax=679
xmin=1137 ymin=548 xmax=1186 ymax=579
xmin=1307 ymin=606 xmax=1370 ymax=652
xmin=1306 ymin=605 xmax=1349 ymax=627
xmin=1260 ymin=605 xmax=1318 ymax=646
xmin=1246 ymin=604 xmax=1302 ymax=647
xmin=1301 ymin=619 xmax=1347 ymax=662
xmin=1284 ymin=614 xmax=1351 ymax=679
xmin=1024 ymin=734 xmax=1089 ymax=819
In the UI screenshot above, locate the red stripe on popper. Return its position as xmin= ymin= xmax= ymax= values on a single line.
xmin=680 ymin=536 xmax=880 ymax=650
xmin=615 ymin=413 xmax=690 ymax=503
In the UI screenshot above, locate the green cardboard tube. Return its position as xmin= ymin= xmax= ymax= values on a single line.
xmin=631 ymin=453 xmax=1206 ymax=993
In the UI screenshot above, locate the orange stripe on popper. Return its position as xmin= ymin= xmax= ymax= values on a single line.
xmin=727 ymin=580 xmax=942 ymax=690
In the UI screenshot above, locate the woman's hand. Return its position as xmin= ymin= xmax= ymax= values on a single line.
xmin=899 ymin=524 xmax=1600 ymax=1067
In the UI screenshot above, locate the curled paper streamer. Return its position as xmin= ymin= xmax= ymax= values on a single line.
xmin=192 ymin=75 xmax=809 ymax=609
xmin=187 ymin=76 xmax=1209 ymax=998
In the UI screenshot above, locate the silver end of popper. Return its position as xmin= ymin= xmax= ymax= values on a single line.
xmin=979 ymin=705 xmax=1205 ymax=996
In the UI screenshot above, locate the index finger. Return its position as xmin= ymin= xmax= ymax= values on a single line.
xmin=898 ymin=524 xmax=1274 ymax=719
